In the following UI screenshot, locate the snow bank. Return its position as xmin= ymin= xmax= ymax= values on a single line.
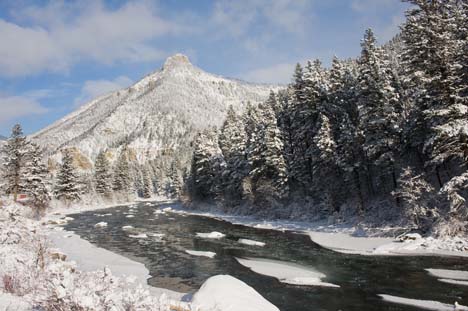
xmin=235 ymin=257 xmax=339 ymax=287
xmin=170 ymin=204 xmax=468 ymax=258
xmin=191 ymin=275 xmax=279 ymax=311
xmin=0 ymin=293 xmax=31 ymax=311
xmin=379 ymin=294 xmax=468 ymax=311
xmin=196 ymin=231 xmax=226 ymax=239
xmin=238 ymin=239 xmax=266 ymax=247
xmin=426 ymin=268 xmax=468 ymax=280
xmin=48 ymin=231 xmax=150 ymax=284
xmin=185 ymin=250 xmax=216 ymax=258
xmin=94 ymin=222 xmax=107 ymax=228
xmin=309 ymin=232 xmax=394 ymax=255
xmin=439 ymin=279 xmax=468 ymax=286
xmin=128 ymin=233 xmax=148 ymax=239
xmin=309 ymin=231 xmax=468 ymax=257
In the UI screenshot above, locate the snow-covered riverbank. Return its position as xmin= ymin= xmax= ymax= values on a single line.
xmin=0 ymin=198 xmax=281 ymax=311
xmin=169 ymin=204 xmax=468 ymax=258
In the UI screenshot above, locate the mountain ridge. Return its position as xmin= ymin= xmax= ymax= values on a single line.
xmin=32 ymin=53 xmax=282 ymax=171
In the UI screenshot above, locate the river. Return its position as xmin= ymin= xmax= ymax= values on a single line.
xmin=64 ymin=201 xmax=468 ymax=311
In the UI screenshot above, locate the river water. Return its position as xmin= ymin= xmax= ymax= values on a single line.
xmin=64 ymin=201 xmax=468 ymax=311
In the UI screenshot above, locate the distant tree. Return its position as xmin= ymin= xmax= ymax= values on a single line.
xmin=112 ymin=147 xmax=132 ymax=199
xmin=55 ymin=151 xmax=81 ymax=204
xmin=2 ymin=124 xmax=28 ymax=202
xmin=141 ymin=167 xmax=152 ymax=199
xmin=94 ymin=151 xmax=112 ymax=199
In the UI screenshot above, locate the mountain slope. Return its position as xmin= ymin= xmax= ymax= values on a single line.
xmin=32 ymin=54 xmax=281 ymax=171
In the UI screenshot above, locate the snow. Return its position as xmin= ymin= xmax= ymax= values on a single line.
xmin=185 ymin=250 xmax=216 ymax=258
xmin=191 ymin=275 xmax=280 ymax=311
xmin=196 ymin=231 xmax=226 ymax=239
xmin=438 ymin=279 xmax=468 ymax=286
xmin=309 ymin=232 xmax=394 ymax=255
xmin=169 ymin=204 xmax=468 ymax=258
xmin=126 ymin=215 xmax=135 ymax=218
xmin=31 ymin=53 xmax=279 ymax=166
xmin=378 ymin=294 xmax=468 ymax=311
xmin=238 ymin=239 xmax=266 ymax=247
xmin=122 ymin=225 xmax=134 ymax=230
xmin=425 ymin=268 xmax=468 ymax=280
xmin=128 ymin=233 xmax=148 ymax=239
xmin=94 ymin=221 xmax=107 ymax=228
xmin=235 ymin=257 xmax=339 ymax=288
xmin=0 ymin=293 xmax=31 ymax=311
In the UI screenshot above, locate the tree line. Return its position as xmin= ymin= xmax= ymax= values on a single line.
xmin=186 ymin=0 xmax=468 ymax=236
xmin=1 ymin=124 xmax=182 ymax=215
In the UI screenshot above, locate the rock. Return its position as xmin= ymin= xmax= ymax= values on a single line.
xmin=399 ymin=233 xmax=422 ymax=242
xmin=50 ymin=250 xmax=67 ymax=261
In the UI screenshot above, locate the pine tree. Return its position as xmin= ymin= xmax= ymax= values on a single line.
xmin=112 ymin=147 xmax=132 ymax=199
xmin=358 ymin=29 xmax=401 ymax=192
xmin=189 ymin=129 xmax=225 ymax=201
xmin=94 ymin=151 xmax=112 ymax=199
xmin=55 ymin=151 xmax=81 ymax=203
xmin=1 ymin=124 xmax=28 ymax=201
xmin=166 ymin=161 xmax=180 ymax=198
xmin=402 ymin=0 xmax=467 ymax=180
xmin=247 ymin=102 xmax=288 ymax=206
xmin=142 ymin=167 xmax=152 ymax=199
xmin=23 ymin=143 xmax=50 ymax=216
xmin=392 ymin=167 xmax=436 ymax=231
xmin=219 ymin=105 xmax=247 ymax=203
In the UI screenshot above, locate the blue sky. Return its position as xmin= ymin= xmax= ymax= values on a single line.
xmin=0 ymin=0 xmax=410 ymax=135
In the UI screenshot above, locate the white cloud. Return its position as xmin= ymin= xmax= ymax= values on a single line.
xmin=242 ymin=62 xmax=296 ymax=84
xmin=74 ymin=75 xmax=133 ymax=107
xmin=0 ymin=95 xmax=48 ymax=123
xmin=0 ymin=1 xmax=188 ymax=77
xmin=211 ymin=0 xmax=312 ymax=51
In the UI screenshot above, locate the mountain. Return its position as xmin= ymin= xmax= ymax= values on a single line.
xmin=0 ymin=135 xmax=6 ymax=141
xmin=32 ymin=54 xmax=281 ymax=173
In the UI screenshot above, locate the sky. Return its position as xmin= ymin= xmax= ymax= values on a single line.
xmin=0 ymin=0 xmax=410 ymax=135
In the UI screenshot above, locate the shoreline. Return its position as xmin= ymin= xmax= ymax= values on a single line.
xmin=167 ymin=203 xmax=468 ymax=258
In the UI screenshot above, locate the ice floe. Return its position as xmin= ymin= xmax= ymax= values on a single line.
xmin=235 ymin=257 xmax=339 ymax=287
xmin=378 ymin=294 xmax=468 ymax=311
xmin=238 ymin=239 xmax=266 ymax=247
xmin=128 ymin=233 xmax=148 ymax=239
xmin=196 ymin=231 xmax=226 ymax=239
xmin=185 ymin=250 xmax=216 ymax=258
xmin=94 ymin=222 xmax=107 ymax=228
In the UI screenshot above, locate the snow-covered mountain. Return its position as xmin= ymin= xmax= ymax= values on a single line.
xmin=32 ymin=54 xmax=281 ymax=170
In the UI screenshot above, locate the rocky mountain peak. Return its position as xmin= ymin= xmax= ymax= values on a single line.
xmin=162 ymin=53 xmax=192 ymax=71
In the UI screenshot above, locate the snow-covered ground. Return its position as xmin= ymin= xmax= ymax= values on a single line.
xmin=169 ymin=205 xmax=468 ymax=258
xmin=378 ymin=294 xmax=468 ymax=311
xmin=0 ymin=198 xmax=280 ymax=311
xmin=191 ymin=275 xmax=280 ymax=311
xmin=235 ymin=257 xmax=340 ymax=287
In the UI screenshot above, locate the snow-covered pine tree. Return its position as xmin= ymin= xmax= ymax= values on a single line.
xmin=55 ymin=150 xmax=81 ymax=204
xmin=218 ymin=105 xmax=247 ymax=203
xmin=357 ymin=28 xmax=401 ymax=193
xmin=247 ymin=102 xmax=288 ymax=206
xmin=288 ymin=63 xmax=314 ymax=193
xmin=112 ymin=147 xmax=132 ymax=199
xmin=402 ymin=0 xmax=467 ymax=182
xmin=94 ymin=151 xmax=112 ymax=199
xmin=23 ymin=143 xmax=50 ymax=216
xmin=166 ymin=161 xmax=180 ymax=198
xmin=189 ymin=129 xmax=225 ymax=201
xmin=1 ymin=124 xmax=28 ymax=201
xmin=141 ymin=166 xmax=152 ymax=199
xmin=392 ymin=167 xmax=436 ymax=231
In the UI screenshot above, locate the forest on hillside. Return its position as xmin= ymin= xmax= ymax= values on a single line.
xmin=186 ymin=0 xmax=468 ymax=237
